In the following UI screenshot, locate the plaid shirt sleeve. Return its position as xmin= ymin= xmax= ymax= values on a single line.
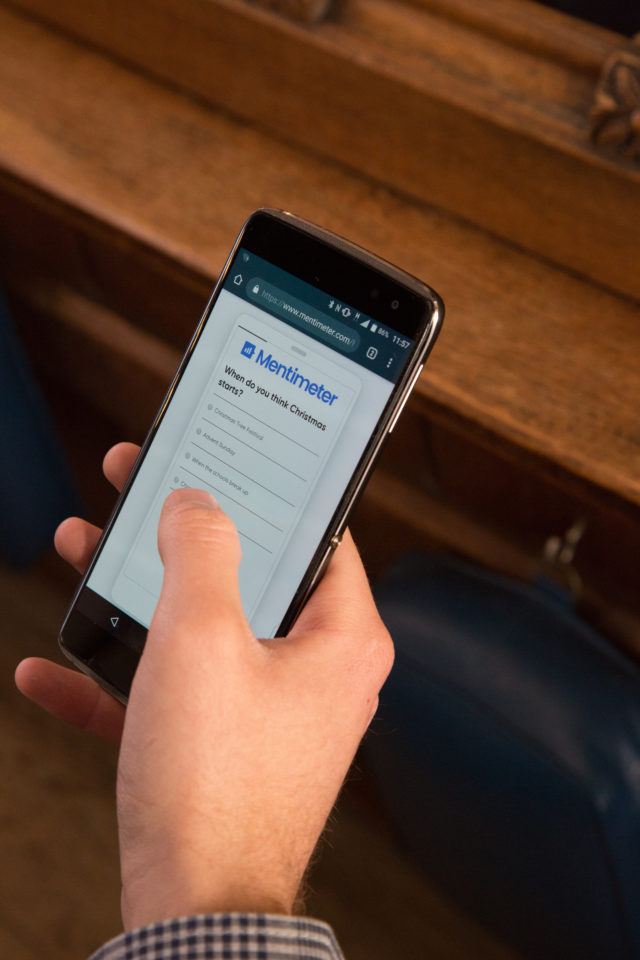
xmin=87 ymin=914 xmax=345 ymax=960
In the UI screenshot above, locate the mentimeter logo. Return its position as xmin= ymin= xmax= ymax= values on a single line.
xmin=241 ymin=341 xmax=256 ymax=359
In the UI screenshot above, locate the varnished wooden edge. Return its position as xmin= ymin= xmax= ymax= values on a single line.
xmin=6 ymin=0 xmax=640 ymax=301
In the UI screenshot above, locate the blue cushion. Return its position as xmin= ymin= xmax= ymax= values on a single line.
xmin=367 ymin=554 xmax=640 ymax=960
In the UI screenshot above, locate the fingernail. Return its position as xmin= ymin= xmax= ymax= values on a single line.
xmin=166 ymin=487 xmax=219 ymax=509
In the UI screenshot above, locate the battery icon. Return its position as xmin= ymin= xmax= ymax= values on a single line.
xmin=370 ymin=323 xmax=378 ymax=333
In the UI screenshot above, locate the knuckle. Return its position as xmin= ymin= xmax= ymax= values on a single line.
xmin=374 ymin=623 xmax=395 ymax=682
xmin=353 ymin=619 xmax=395 ymax=690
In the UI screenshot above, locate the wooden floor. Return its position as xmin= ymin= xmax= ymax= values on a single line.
xmin=0 ymin=554 xmax=520 ymax=960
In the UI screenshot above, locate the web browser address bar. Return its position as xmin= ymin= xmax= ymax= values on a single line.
xmin=246 ymin=278 xmax=360 ymax=354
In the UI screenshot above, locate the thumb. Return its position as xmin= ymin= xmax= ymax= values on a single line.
xmin=152 ymin=487 xmax=247 ymax=642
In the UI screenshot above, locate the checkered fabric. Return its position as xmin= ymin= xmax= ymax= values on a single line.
xmin=88 ymin=914 xmax=345 ymax=960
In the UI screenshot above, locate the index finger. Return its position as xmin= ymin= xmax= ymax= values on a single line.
xmin=290 ymin=529 xmax=387 ymax=638
xmin=280 ymin=529 xmax=394 ymax=694
xmin=103 ymin=442 xmax=141 ymax=491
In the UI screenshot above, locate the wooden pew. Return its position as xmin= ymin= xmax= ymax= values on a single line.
xmin=0 ymin=0 xmax=639 ymax=650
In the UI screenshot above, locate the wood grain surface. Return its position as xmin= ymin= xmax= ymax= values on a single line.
xmin=5 ymin=0 xmax=640 ymax=299
xmin=0 ymin=7 xmax=638 ymax=521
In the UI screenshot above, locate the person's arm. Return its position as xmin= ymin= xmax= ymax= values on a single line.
xmin=16 ymin=443 xmax=393 ymax=958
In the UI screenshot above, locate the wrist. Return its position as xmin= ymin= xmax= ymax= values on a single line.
xmin=121 ymin=870 xmax=296 ymax=930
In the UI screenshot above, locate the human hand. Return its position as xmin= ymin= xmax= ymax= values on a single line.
xmin=16 ymin=443 xmax=394 ymax=928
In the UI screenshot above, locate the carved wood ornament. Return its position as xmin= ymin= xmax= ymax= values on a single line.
xmin=246 ymin=0 xmax=332 ymax=24
xmin=590 ymin=39 xmax=640 ymax=164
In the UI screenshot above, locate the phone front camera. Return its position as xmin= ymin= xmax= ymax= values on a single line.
xmin=391 ymin=299 xmax=400 ymax=310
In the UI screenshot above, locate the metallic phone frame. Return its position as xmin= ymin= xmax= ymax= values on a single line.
xmin=59 ymin=208 xmax=443 ymax=696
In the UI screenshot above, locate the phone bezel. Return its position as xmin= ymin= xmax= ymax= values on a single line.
xmin=59 ymin=208 xmax=443 ymax=698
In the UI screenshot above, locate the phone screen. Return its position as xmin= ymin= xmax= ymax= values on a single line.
xmin=64 ymin=209 xmax=442 ymax=692
xmin=81 ymin=244 xmax=415 ymax=642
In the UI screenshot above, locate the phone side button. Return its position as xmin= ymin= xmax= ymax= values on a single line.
xmin=310 ymin=536 xmax=341 ymax=593
xmin=388 ymin=364 xmax=424 ymax=434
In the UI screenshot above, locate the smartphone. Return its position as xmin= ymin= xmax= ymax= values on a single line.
xmin=59 ymin=209 xmax=443 ymax=702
